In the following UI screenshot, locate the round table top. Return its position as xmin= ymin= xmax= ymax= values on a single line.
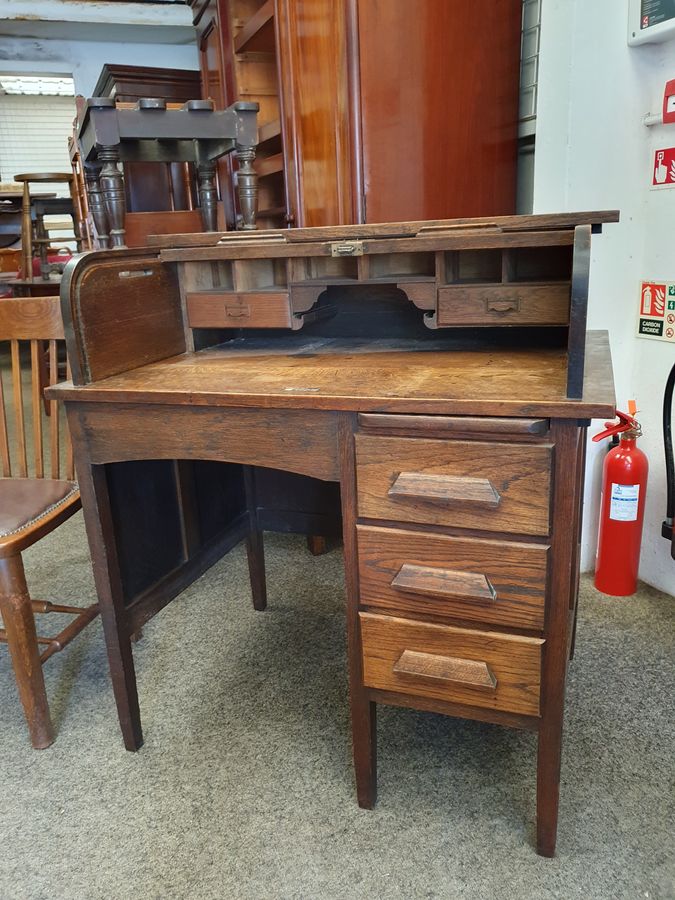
xmin=13 ymin=173 xmax=73 ymax=184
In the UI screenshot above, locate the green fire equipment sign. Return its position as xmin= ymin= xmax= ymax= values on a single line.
xmin=637 ymin=281 xmax=675 ymax=343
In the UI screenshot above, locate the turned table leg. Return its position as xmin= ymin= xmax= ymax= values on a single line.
xmin=235 ymin=143 xmax=258 ymax=231
xmin=197 ymin=161 xmax=218 ymax=232
xmin=85 ymin=166 xmax=111 ymax=249
xmin=98 ymin=146 xmax=127 ymax=249
xmin=0 ymin=555 xmax=54 ymax=749
xmin=20 ymin=181 xmax=33 ymax=282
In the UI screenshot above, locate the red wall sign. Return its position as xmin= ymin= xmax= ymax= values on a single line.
xmin=640 ymin=282 xmax=666 ymax=316
xmin=652 ymin=147 xmax=675 ymax=186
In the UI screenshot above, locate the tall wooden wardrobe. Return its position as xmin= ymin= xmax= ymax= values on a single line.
xmin=188 ymin=0 xmax=523 ymax=229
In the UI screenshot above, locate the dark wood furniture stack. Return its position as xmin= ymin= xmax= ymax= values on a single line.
xmin=76 ymin=97 xmax=259 ymax=249
xmin=49 ymin=211 xmax=618 ymax=856
xmin=188 ymin=0 xmax=523 ymax=229
xmin=0 ymin=295 xmax=98 ymax=748
xmin=91 ymin=65 xmax=202 ymax=215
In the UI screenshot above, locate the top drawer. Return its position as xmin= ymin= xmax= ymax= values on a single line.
xmin=355 ymin=434 xmax=552 ymax=536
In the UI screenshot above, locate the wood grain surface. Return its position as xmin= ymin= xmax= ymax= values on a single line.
xmin=437 ymin=283 xmax=570 ymax=327
xmin=148 ymin=210 xmax=620 ymax=249
xmin=360 ymin=612 xmax=543 ymax=716
xmin=357 ymin=524 xmax=548 ymax=629
xmin=73 ymin=403 xmax=340 ymax=481
xmin=392 ymin=650 xmax=497 ymax=692
xmin=48 ymin=332 xmax=616 ymax=420
xmin=186 ymin=290 xmax=293 ymax=328
xmin=356 ymin=435 xmax=552 ymax=535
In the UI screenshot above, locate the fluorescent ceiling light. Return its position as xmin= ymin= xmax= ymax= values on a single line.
xmin=0 ymin=76 xmax=75 ymax=96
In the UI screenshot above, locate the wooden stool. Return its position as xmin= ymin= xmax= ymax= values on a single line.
xmin=13 ymin=173 xmax=79 ymax=283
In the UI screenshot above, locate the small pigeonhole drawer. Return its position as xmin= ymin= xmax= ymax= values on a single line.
xmin=360 ymin=612 xmax=543 ymax=716
xmin=437 ymin=283 xmax=570 ymax=327
xmin=186 ymin=290 xmax=294 ymax=329
xmin=355 ymin=434 xmax=553 ymax=536
xmin=357 ymin=524 xmax=549 ymax=630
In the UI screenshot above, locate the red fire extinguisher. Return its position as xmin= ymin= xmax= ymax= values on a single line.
xmin=593 ymin=407 xmax=649 ymax=596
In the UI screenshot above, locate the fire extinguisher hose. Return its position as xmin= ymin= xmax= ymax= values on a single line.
xmin=664 ymin=362 xmax=675 ymax=526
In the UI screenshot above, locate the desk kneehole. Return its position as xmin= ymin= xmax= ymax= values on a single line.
xmin=360 ymin=613 xmax=543 ymax=717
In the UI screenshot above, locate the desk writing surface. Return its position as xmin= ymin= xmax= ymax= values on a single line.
xmin=52 ymin=330 xmax=614 ymax=418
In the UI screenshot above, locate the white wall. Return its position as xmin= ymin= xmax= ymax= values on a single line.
xmin=535 ymin=0 xmax=675 ymax=594
xmin=0 ymin=93 xmax=75 ymax=186
xmin=0 ymin=36 xmax=198 ymax=97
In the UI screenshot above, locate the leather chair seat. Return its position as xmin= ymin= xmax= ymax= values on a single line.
xmin=0 ymin=478 xmax=80 ymax=546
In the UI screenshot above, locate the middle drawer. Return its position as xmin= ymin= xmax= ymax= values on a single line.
xmin=355 ymin=434 xmax=552 ymax=536
xmin=357 ymin=525 xmax=548 ymax=630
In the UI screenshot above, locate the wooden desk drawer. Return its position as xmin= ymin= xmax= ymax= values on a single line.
xmin=437 ymin=284 xmax=570 ymax=326
xmin=357 ymin=525 xmax=548 ymax=630
xmin=186 ymin=291 xmax=293 ymax=329
xmin=360 ymin=613 xmax=543 ymax=717
xmin=355 ymin=435 xmax=552 ymax=536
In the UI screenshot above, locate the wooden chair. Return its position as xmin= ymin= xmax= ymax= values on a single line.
xmin=0 ymin=295 xmax=98 ymax=748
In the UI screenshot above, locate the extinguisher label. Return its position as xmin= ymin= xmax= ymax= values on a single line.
xmin=609 ymin=483 xmax=640 ymax=521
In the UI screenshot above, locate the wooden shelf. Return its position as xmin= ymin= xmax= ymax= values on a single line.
xmin=256 ymin=153 xmax=284 ymax=178
xmin=234 ymin=0 xmax=275 ymax=54
xmin=258 ymin=119 xmax=281 ymax=145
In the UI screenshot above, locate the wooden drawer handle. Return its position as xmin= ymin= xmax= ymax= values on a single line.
xmin=392 ymin=563 xmax=497 ymax=603
xmin=388 ymin=472 xmax=501 ymax=508
xmin=486 ymin=297 xmax=520 ymax=314
xmin=393 ymin=649 xmax=497 ymax=692
xmin=225 ymin=305 xmax=251 ymax=318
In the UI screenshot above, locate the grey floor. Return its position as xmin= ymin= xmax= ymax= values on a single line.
xmin=0 ymin=512 xmax=673 ymax=900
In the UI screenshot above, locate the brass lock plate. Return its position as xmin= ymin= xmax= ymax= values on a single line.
xmin=330 ymin=240 xmax=364 ymax=257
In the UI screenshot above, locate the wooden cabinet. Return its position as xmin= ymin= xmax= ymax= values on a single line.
xmin=189 ymin=0 xmax=523 ymax=229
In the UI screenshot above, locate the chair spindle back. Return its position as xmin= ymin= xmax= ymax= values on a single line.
xmin=0 ymin=296 xmax=74 ymax=481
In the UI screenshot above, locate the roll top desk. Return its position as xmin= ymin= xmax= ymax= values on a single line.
xmin=51 ymin=211 xmax=618 ymax=856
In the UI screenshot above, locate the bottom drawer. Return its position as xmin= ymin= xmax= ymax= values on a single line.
xmin=360 ymin=612 xmax=543 ymax=717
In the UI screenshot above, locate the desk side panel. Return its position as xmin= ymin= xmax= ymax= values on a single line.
xmin=61 ymin=249 xmax=186 ymax=384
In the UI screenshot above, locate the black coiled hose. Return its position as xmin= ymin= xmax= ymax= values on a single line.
xmin=664 ymin=361 xmax=675 ymax=530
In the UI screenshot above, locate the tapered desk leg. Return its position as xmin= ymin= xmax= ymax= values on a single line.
xmin=307 ymin=535 xmax=328 ymax=556
xmin=243 ymin=466 xmax=266 ymax=611
xmin=537 ymin=716 xmax=564 ymax=857
xmin=339 ymin=414 xmax=377 ymax=808
xmin=77 ymin=461 xmax=142 ymax=749
xmin=246 ymin=531 xmax=267 ymax=611
xmin=535 ymin=420 xmax=582 ymax=856
xmin=67 ymin=411 xmax=142 ymax=750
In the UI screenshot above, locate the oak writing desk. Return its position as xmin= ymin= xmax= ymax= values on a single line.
xmin=51 ymin=212 xmax=618 ymax=856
